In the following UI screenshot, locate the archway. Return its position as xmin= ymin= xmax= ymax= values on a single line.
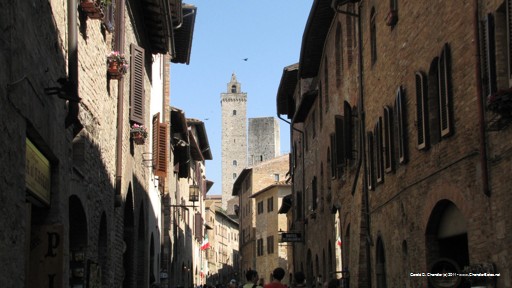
xmin=425 ymin=200 xmax=469 ymax=287
xmin=69 ymin=195 xmax=88 ymax=287
xmin=375 ymin=237 xmax=387 ymax=288
xmin=123 ymin=189 xmax=135 ymax=288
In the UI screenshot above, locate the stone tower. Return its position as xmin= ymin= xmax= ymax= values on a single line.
xmin=248 ymin=117 xmax=280 ymax=166
xmin=221 ymin=73 xmax=247 ymax=210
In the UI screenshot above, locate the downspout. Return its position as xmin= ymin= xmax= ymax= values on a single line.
xmin=473 ymin=0 xmax=490 ymax=196
xmin=354 ymin=3 xmax=372 ymax=287
xmin=115 ymin=0 xmax=126 ymax=207
xmin=66 ymin=0 xmax=80 ymax=132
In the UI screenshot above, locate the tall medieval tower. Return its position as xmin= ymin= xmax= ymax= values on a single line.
xmin=221 ymin=73 xmax=247 ymax=210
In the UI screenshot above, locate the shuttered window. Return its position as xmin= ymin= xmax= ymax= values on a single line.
xmin=344 ymin=102 xmax=353 ymax=160
xmin=152 ymin=113 xmax=168 ymax=178
xmin=438 ymin=43 xmax=452 ymax=137
xmin=396 ymin=87 xmax=408 ymax=164
xmin=335 ymin=116 xmax=345 ymax=174
xmin=383 ymin=105 xmax=394 ymax=172
xmin=130 ymin=44 xmax=145 ymax=125
xmin=194 ymin=213 xmax=203 ymax=241
xmin=330 ymin=133 xmax=337 ymax=178
xmin=415 ymin=72 xmax=429 ymax=150
xmin=375 ymin=118 xmax=384 ymax=184
xmin=367 ymin=131 xmax=375 ymax=191
xmin=483 ymin=14 xmax=497 ymax=98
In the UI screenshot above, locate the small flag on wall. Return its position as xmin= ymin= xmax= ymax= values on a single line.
xmin=336 ymin=236 xmax=342 ymax=247
xmin=200 ymin=235 xmax=210 ymax=250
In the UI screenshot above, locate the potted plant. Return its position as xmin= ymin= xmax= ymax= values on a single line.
xmin=80 ymin=0 xmax=111 ymax=20
xmin=107 ymin=51 xmax=129 ymax=80
xmin=130 ymin=123 xmax=148 ymax=145
xmin=487 ymin=87 xmax=512 ymax=117
xmin=385 ymin=9 xmax=398 ymax=26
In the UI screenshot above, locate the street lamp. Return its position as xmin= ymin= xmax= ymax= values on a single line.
xmin=189 ymin=184 xmax=199 ymax=202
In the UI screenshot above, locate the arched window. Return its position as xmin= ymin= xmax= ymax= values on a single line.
xmin=370 ymin=7 xmax=377 ymax=65
xmin=335 ymin=22 xmax=343 ymax=89
xmin=233 ymin=110 xmax=237 ymax=116
xmin=231 ymin=85 xmax=237 ymax=93
xmin=233 ymin=160 xmax=237 ymax=166
xmin=233 ymin=173 xmax=237 ymax=179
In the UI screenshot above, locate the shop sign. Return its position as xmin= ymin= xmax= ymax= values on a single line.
xmin=26 ymin=138 xmax=51 ymax=206
xmin=281 ymin=232 xmax=302 ymax=242
xmin=28 ymin=224 xmax=63 ymax=288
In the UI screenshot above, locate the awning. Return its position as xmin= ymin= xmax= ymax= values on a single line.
xmin=172 ymin=4 xmax=197 ymax=64
xmin=278 ymin=194 xmax=293 ymax=214
xmin=276 ymin=63 xmax=299 ymax=119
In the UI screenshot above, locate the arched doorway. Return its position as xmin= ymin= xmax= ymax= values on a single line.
xmin=69 ymin=195 xmax=88 ymax=287
xmin=425 ymin=200 xmax=469 ymax=288
xmin=375 ymin=237 xmax=387 ymax=288
xmin=306 ymin=250 xmax=313 ymax=288
xmin=123 ymin=189 xmax=135 ymax=288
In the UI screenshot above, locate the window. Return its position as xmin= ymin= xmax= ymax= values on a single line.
xmin=152 ymin=113 xmax=168 ymax=177
xmin=312 ymin=177 xmax=318 ymax=211
xmin=267 ymin=197 xmax=274 ymax=212
xmin=375 ymin=118 xmax=384 ymax=184
xmin=233 ymin=160 xmax=237 ymax=166
xmin=257 ymin=238 xmax=264 ymax=256
xmin=257 ymin=201 xmax=264 ymax=214
xmin=233 ymin=110 xmax=237 ymax=116
xmin=274 ymin=174 xmax=280 ymax=182
xmin=395 ymin=87 xmax=407 ymax=164
xmin=335 ymin=116 xmax=345 ymax=175
xmin=367 ymin=131 xmax=375 ymax=190
xmin=415 ymin=72 xmax=429 ymax=150
xmin=130 ymin=44 xmax=145 ymax=124
xmin=231 ymin=85 xmax=237 ymax=93
xmin=267 ymin=236 xmax=274 ymax=254
xmin=438 ymin=44 xmax=453 ymax=137
xmin=335 ymin=22 xmax=343 ymax=89
xmin=346 ymin=4 xmax=356 ymax=67
xmin=260 ymin=155 xmax=263 ymax=162
xmin=344 ymin=102 xmax=353 ymax=160
xmin=330 ymin=134 xmax=336 ymax=178
xmin=383 ymin=106 xmax=394 ymax=172
xmin=233 ymin=173 xmax=237 ymax=179
xmin=296 ymin=191 xmax=303 ymax=220
xmin=370 ymin=7 xmax=377 ymax=65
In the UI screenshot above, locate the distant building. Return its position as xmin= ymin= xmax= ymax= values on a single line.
xmin=248 ymin=117 xmax=281 ymax=166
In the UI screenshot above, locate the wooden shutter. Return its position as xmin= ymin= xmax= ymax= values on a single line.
xmin=438 ymin=43 xmax=453 ymax=138
xmin=375 ymin=119 xmax=384 ymax=184
xmin=152 ymin=113 xmax=160 ymax=173
xmin=130 ymin=44 xmax=145 ymax=125
xmin=415 ymin=72 xmax=429 ymax=150
xmin=156 ymin=123 xmax=168 ymax=177
xmin=383 ymin=105 xmax=394 ymax=173
xmin=335 ymin=116 xmax=345 ymax=173
xmin=330 ymin=133 xmax=337 ymax=178
xmin=344 ymin=102 xmax=353 ymax=160
xmin=194 ymin=213 xmax=203 ymax=241
xmin=396 ymin=87 xmax=408 ymax=164
xmin=367 ymin=131 xmax=375 ymax=191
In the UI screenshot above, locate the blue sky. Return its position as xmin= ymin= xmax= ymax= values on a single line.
xmin=170 ymin=0 xmax=312 ymax=195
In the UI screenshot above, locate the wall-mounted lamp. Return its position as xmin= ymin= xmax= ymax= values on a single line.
xmin=189 ymin=184 xmax=199 ymax=202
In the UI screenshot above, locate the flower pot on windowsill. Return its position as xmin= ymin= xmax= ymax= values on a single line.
xmin=80 ymin=0 xmax=104 ymax=20
xmin=487 ymin=88 xmax=512 ymax=118
xmin=385 ymin=10 xmax=398 ymax=26
xmin=130 ymin=125 xmax=147 ymax=145
xmin=107 ymin=51 xmax=128 ymax=80
xmin=108 ymin=61 xmax=123 ymax=80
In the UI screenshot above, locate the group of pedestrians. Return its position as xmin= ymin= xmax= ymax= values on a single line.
xmin=238 ymin=267 xmax=342 ymax=288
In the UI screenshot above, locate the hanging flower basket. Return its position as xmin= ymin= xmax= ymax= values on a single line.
xmin=107 ymin=51 xmax=129 ymax=80
xmin=385 ymin=9 xmax=398 ymax=27
xmin=487 ymin=87 xmax=512 ymax=117
xmin=130 ymin=124 xmax=148 ymax=145
xmin=80 ymin=0 xmax=106 ymax=20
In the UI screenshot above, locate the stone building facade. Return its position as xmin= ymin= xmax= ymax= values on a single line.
xmin=250 ymin=182 xmax=291 ymax=285
xmin=221 ymin=73 xmax=248 ymax=211
xmin=0 ymin=1 xmax=197 ymax=288
xmin=232 ymin=154 xmax=289 ymax=278
xmin=248 ymin=117 xmax=281 ymax=166
xmin=278 ymin=0 xmax=512 ymax=288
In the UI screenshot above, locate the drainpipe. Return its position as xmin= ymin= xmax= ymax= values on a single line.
xmin=473 ymin=0 xmax=490 ymax=196
xmin=114 ymin=0 xmax=126 ymax=207
xmin=66 ymin=0 xmax=80 ymax=131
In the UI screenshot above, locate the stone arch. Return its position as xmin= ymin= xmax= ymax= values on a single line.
xmin=376 ymin=236 xmax=388 ymax=288
xmin=123 ymin=187 xmax=135 ymax=288
xmin=98 ymin=212 xmax=108 ymax=286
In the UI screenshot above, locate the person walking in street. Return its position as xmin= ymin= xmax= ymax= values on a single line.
xmin=243 ymin=270 xmax=263 ymax=288
xmin=290 ymin=271 xmax=306 ymax=288
xmin=264 ymin=268 xmax=287 ymax=288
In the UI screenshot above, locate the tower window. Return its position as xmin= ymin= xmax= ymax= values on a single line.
xmin=233 ymin=173 xmax=237 ymax=179
xmin=231 ymin=85 xmax=237 ymax=93
xmin=233 ymin=160 xmax=237 ymax=166
xmin=274 ymin=174 xmax=279 ymax=182
xmin=260 ymin=155 xmax=263 ymax=161
xmin=233 ymin=110 xmax=237 ymax=116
